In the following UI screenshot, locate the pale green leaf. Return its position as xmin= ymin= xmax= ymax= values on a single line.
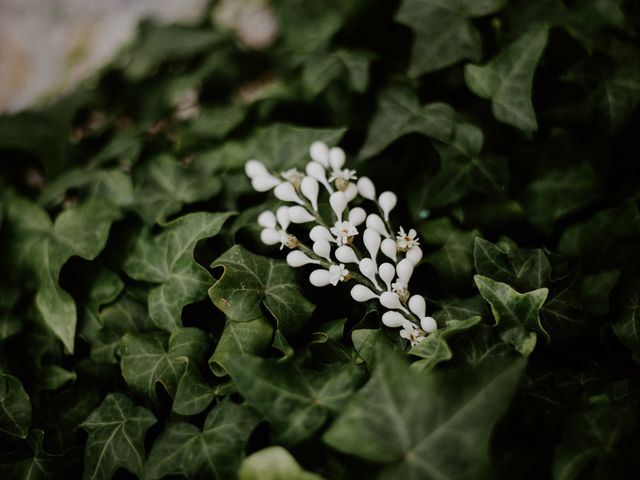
xmin=123 ymin=212 xmax=233 ymax=331
xmin=239 ymin=446 xmax=322 ymax=480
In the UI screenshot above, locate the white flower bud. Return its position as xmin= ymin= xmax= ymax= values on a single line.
xmin=348 ymin=207 xmax=366 ymax=226
xmin=351 ymin=285 xmax=378 ymax=302
xmin=306 ymin=161 xmax=333 ymax=192
xmin=329 ymin=191 xmax=348 ymax=221
xmin=260 ymin=228 xmax=281 ymax=245
xmin=378 ymin=191 xmax=397 ymax=221
xmin=251 ymin=175 xmax=281 ymax=192
xmin=408 ymin=295 xmax=426 ymax=319
xmin=420 ymin=316 xmax=437 ymax=333
xmin=300 ymin=177 xmax=319 ymax=211
xmin=363 ymin=229 xmax=381 ymax=261
xmin=382 ymin=311 xmax=405 ymax=328
xmin=396 ymin=258 xmax=414 ymax=284
xmin=366 ymin=214 xmax=389 ymax=238
xmin=406 ymin=246 xmax=423 ymax=265
xmin=257 ymin=211 xmax=277 ymax=229
xmin=329 ymin=147 xmax=345 ymax=171
xmin=335 ymin=245 xmax=359 ymax=264
xmin=245 ymin=159 xmax=269 ymax=178
xmin=274 ymin=182 xmax=304 ymax=205
xmin=380 ymin=291 xmax=403 ymax=310
xmin=309 ymin=269 xmax=332 ymax=287
xmin=288 ymin=206 xmax=316 ymax=223
xmin=344 ymin=183 xmax=358 ymax=202
xmin=357 ymin=177 xmax=376 ymax=200
xmin=379 ymin=263 xmax=395 ymax=291
xmin=276 ymin=206 xmax=290 ymax=230
xmin=287 ymin=251 xmax=319 ymax=267
xmin=380 ymin=238 xmax=397 ymax=262
xmin=309 ymin=225 xmax=333 ymax=242
xmin=309 ymin=141 xmax=330 ymax=167
xmin=358 ymin=258 xmax=380 ymax=288
xmin=313 ymin=240 xmax=332 ymax=261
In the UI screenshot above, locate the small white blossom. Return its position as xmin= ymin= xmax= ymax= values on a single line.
xmin=328 ymin=168 xmax=357 ymax=183
xmin=399 ymin=320 xmax=424 ymax=346
xmin=396 ymin=227 xmax=419 ymax=251
xmin=329 ymin=263 xmax=349 ymax=285
xmin=330 ymin=220 xmax=358 ymax=245
xmin=281 ymin=168 xmax=305 ymax=187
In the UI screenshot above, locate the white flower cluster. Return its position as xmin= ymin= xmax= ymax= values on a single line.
xmin=245 ymin=141 xmax=437 ymax=346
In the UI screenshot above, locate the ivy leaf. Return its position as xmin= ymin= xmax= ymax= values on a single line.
xmin=558 ymin=201 xmax=640 ymax=269
xmin=209 ymin=317 xmax=274 ymax=376
xmin=474 ymin=275 xmax=549 ymax=356
xmin=0 ymin=374 xmax=31 ymax=438
xmin=612 ymin=274 xmax=640 ymax=363
xmin=580 ymin=270 xmax=620 ymax=316
xmin=220 ymin=353 xmax=364 ymax=445
xmin=6 ymin=196 xmax=120 ymax=352
xmin=474 ymin=238 xmax=551 ymax=291
xmin=433 ymin=295 xmax=487 ymax=323
xmin=303 ymin=49 xmax=371 ymax=97
xmin=209 ymin=245 xmax=315 ymax=337
xmin=324 ymin=350 xmax=525 ymax=479
xmin=351 ymin=329 xmax=398 ymax=367
xmin=541 ymin=277 xmax=587 ymax=341
xmin=123 ymin=212 xmax=233 ymax=331
xmin=144 ymin=399 xmax=262 ymax=480
xmin=421 ymin=218 xmax=479 ymax=291
xmin=410 ymin=316 xmax=482 ymax=371
xmin=553 ymin=400 xmax=637 ymax=480
xmin=592 ymin=63 xmax=640 ymax=132
xmin=81 ymin=393 xmax=157 ymax=480
xmin=119 ymin=328 xmax=212 ymax=414
xmin=359 ymin=85 xmax=456 ymax=158
xmin=521 ymin=165 xmax=602 ymax=232
xmin=132 ymin=155 xmax=223 ymax=226
xmin=465 ymin=27 xmax=549 ymax=131
xmin=239 ymin=446 xmax=323 ymax=480
xmin=0 ymin=430 xmax=80 ymax=480
xmin=396 ymin=0 xmax=509 ymax=77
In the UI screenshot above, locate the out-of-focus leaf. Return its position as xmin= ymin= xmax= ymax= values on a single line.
xmin=0 ymin=374 xmax=31 ymax=438
xmin=220 ymin=353 xmax=364 ymax=445
xmin=144 ymin=399 xmax=262 ymax=480
xmin=580 ymin=270 xmax=619 ymax=316
xmin=465 ymin=27 xmax=549 ymax=131
xmin=123 ymin=212 xmax=232 ymax=331
xmin=396 ymin=0 xmax=509 ymax=77
xmin=475 ymin=275 xmax=549 ymax=356
xmin=209 ymin=245 xmax=315 ymax=337
xmin=324 ymin=350 xmax=525 ymax=479
xmin=81 ymin=393 xmax=156 ymax=480
xmin=613 ymin=274 xmax=640 ymax=363
xmin=239 ymin=446 xmax=322 ymax=480
xmin=303 ymin=49 xmax=371 ymax=96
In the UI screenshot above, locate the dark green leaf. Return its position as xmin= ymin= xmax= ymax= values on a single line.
xmin=81 ymin=393 xmax=157 ymax=480
xmin=123 ymin=212 xmax=233 ymax=331
xmin=0 ymin=374 xmax=31 ymax=438
xmin=303 ymin=49 xmax=371 ymax=96
xmin=209 ymin=245 xmax=315 ymax=337
xmin=612 ymin=274 xmax=640 ymax=361
xmin=324 ymin=350 xmax=525 ymax=479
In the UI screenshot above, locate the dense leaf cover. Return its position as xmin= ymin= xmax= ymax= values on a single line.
xmin=1 ymin=0 xmax=640 ymax=478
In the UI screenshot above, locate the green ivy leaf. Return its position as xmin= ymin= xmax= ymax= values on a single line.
xmin=209 ymin=245 xmax=315 ymax=337
xmin=220 ymin=353 xmax=364 ymax=445
xmin=324 ymin=350 xmax=525 ymax=478
xmin=209 ymin=317 xmax=274 ymax=376
xmin=396 ymin=0 xmax=509 ymax=77
xmin=410 ymin=316 xmax=482 ymax=371
xmin=541 ymin=277 xmax=587 ymax=341
xmin=144 ymin=399 xmax=262 ymax=480
xmin=120 ymin=328 xmax=212 ymax=414
xmin=351 ymin=329 xmax=398 ymax=367
xmin=465 ymin=27 xmax=549 ymax=131
xmin=0 ymin=374 xmax=31 ymax=438
xmin=123 ymin=212 xmax=233 ymax=331
xmin=433 ymin=295 xmax=487 ymax=323
xmin=81 ymin=393 xmax=157 ymax=480
xmin=580 ymin=270 xmax=620 ymax=316
xmin=474 ymin=275 xmax=549 ymax=356
xmin=239 ymin=446 xmax=323 ymax=480
xmin=303 ymin=49 xmax=371 ymax=97
xmin=7 ymin=196 xmax=120 ymax=352
xmin=612 ymin=274 xmax=640 ymax=363
xmin=474 ymin=238 xmax=551 ymax=291
xmin=359 ymin=85 xmax=456 ymax=158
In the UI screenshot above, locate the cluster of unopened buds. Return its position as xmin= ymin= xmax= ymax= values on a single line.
xmin=245 ymin=141 xmax=437 ymax=346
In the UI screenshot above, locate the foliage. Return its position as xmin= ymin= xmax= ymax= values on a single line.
xmin=1 ymin=0 xmax=640 ymax=478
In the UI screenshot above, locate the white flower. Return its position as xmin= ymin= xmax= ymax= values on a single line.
xmin=399 ymin=320 xmax=424 ymax=346
xmin=328 ymin=263 xmax=349 ymax=285
xmin=281 ymin=168 xmax=304 ymax=187
xmin=396 ymin=227 xmax=419 ymax=251
xmin=330 ymin=220 xmax=358 ymax=245
xmin=328 ymin=168 xmax=357 ymax=183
